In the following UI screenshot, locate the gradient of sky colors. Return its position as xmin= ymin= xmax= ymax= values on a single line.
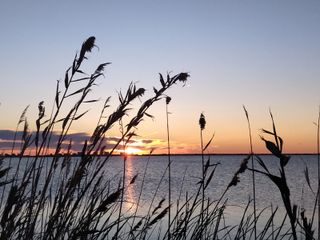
xmin=0 ymin=1 xmax=320 ymax=154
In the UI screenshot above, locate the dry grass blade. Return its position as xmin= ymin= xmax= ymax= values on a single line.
xmin=55 ymin=80 xmax=60 ymax=108
xmin=148 ymin=206 xmax=170 ymax=228
xmin=64 ymin=69 xmax=70 ymax=88
xmin=73 ymin=110 xmax=89 ymax=120
xmin=243 ymin=105 xmax=249 ymax=119
xmin=269 ymin=109 xmax=280 ymax=148
xmin=152 ymin=198 xmax=166 ymax=215
xmin=204 ymin=165 xmax=217 ymax=190
xmin=260 ymin=136 xmax=282 ymax=158
xmin=131 ymin=218 xmax=144 ymax=233
xmin=1 ymin=185 xmax=19 ymax=227
xmin=129 ymin=174 xmax=138 ymax=185
xmin=159 ymin=73 xmax=165 ymax=87
xmin=255 ymin=155 xmax=270 ymax=173
xmin=259 ymin=206 xmax=278 ymax=239
xmin=0 ymin=167 xmax=10 ymax=179
xmin=304 ymin=165 xmax=315 ymax=195
xmin=300 ymin=209 xmax=315 ymax=239
xmin=203 ymin=133 xmax=215 ymax=152
xmin=65 ymin=87 xmax=86 ymax=98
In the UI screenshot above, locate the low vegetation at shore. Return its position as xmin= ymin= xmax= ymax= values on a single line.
xmin=0 ymin=37 xmax=317 ymax=239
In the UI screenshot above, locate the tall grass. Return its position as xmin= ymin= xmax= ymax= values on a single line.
xmin=199 ymin=113 xmax=206 ymax=232
xmin=243 ymin=105 xmax=257 ymax=239
xmin=317 ymin=106 xmax=320 ymax=240
xmin=165 ymin=96 xmax=172 ymax=240
xmin=0 ymin=36 xmax=318 ymax=240
xmin=0 ymin=36 xmax=190 ymax=239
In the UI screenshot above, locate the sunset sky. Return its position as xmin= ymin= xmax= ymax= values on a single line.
xmin=0 ymin=1 xmax=320 ymax=154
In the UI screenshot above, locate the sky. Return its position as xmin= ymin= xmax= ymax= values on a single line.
xmin=0 ymin=0 xmax=320 ymax=154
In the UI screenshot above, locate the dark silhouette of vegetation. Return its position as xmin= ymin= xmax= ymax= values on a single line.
xmin=0 ymin=36 xmax=318 ymax=240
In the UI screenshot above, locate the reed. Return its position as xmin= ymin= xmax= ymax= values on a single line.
xmin=249 ymin=110 xmax=298 ymax=239
xmin=199 ymin=113 xmax=206 ymax=233
xmin=0 ymin=36 xmax=190 ymax=239
xmin=165 ymin=96 xmax=172 ymax=240
xmin=0 ymin=36 xmax=318 ymax=240
xmin=317 ymin=106 xmax=320 ymax=240
xmin=243 ymin=105 xmax=257 ymax=239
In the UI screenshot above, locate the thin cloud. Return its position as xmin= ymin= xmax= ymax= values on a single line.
xmin=0 ymin=130 xmax=178 ymax=154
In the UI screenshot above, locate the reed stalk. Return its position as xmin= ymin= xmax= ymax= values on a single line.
xmin=165 ymin=96 xmax=172 ymax=240
xmin=199 ymin=113 xmax=206 ymax=234
xmin=317 ymin=105 xmax=320 ymax=240
xmin=2 ymin=35 xmax=317 ymax=240
xmin=0 ymin=36 xmax=191 ymax=239
xmin=243 ymin=105 xmax=257 ymax=239
xmin=115 ymin=119 xmax=126 ymax=240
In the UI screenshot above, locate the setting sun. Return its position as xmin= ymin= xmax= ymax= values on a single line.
xmin=125 ymin=147 xmax=143 ymax=155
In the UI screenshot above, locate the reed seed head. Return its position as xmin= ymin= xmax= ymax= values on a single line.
xmin=166 ymin=96 xmax=171 ymax=105
xmin=176 ymin=72 xmax=190 ymax=83
xmin=236 ymin=155 xmax=250 ymax=174
xmin=199 ymin=113 xmax=206 ymax=130
xmin=227 ymin=174 xmax=240 ymax=189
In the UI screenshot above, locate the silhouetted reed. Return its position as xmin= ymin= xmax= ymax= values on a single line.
xmin=199 ymin=113 xmax=206 ymax=232
xmin=0 ymin=36 xmax=190 ymax=239
xmin=0 ymin=36 xmax=318 ymax=240
xmin=317 ymin=106 xmax=320 ymax=240
xmin=165 ymin=96 xmax=172 ymax=240
xmin=249 ymin=110 xmax=298 ymax=239
xmin=243 ymin=105 xmax=257 ymax=239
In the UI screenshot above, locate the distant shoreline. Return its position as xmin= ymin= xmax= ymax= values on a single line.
xmin=0 ymin=153 xmax=318 ymax=158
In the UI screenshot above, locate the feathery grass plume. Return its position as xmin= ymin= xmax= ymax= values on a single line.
xmin=176 ymin=72 xmax=189 ymax=84
xmin=227 ymin=175 xmax=240 ymax=189
xmin=226 ymin=155 xmax=250 ymax=193
xmin=77 ymin=36 xmax=96 ymax=68
xmin=147 ymin=206 xmax=170 ymax=228
xmin=242 ymin=105 xmax=257 ymax=239
xmin=12 ymin=105 xmax=30 ymax=154
xmin=0 ymin=105 xmax=30 ymax=206
xmin=35 ymin=101 xmax=45 ymax=150
xmin=96 ymin=188 xmax=123 ymax=213
xmin=93 ymin=62 xmax=111 ymax=77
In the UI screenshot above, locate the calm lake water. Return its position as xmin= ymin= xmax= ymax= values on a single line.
xmin=111 ymin=154 xmax=317 ymax=213
xmin=2 ymin=154 xmax=318 ymax=238
xmin=117 ymin=154 xmax=318 ymax=238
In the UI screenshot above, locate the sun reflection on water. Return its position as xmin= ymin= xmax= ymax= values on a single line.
xmin=123 ymin=155 xmax=137 ymax=213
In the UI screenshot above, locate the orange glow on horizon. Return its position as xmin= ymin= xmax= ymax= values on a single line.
xmin=124 ymin=147 xmax=144 ymax=155
xmin=0 ymin=132 xmax=318 ymax=156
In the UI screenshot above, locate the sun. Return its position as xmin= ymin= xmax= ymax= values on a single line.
xmin=125 ymin=147 xmax=143 ymax=155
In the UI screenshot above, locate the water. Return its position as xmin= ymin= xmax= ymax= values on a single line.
xmin=112 ymin=154 xmax=317 ymax=214
xmin=1 ymin=154 xmax=318 ymax=238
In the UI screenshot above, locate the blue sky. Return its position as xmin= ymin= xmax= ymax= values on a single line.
xmin=1 ymin=1 xmax=320 ymax=153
